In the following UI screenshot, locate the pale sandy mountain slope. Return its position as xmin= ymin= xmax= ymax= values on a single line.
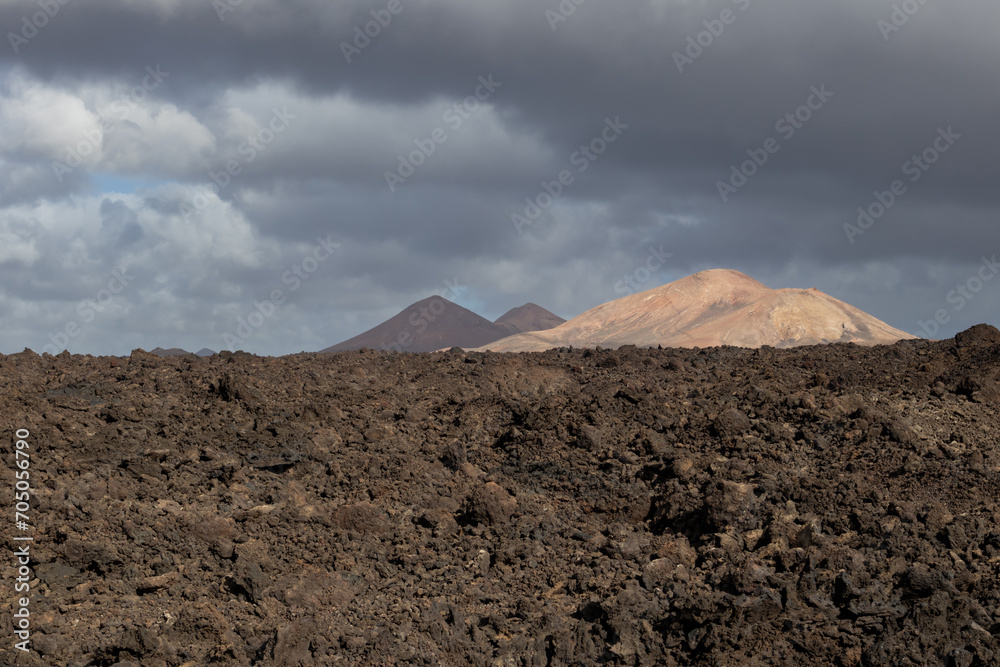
xmin=471 ymin=269 xmax=916 ymax=352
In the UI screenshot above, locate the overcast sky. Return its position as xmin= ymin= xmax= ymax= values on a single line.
xmin=1 ymin=0 xmax=997 ymax=355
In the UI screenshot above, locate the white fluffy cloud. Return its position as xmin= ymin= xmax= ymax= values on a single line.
xmin=0 ymin=76 xmax=99 ymax=157
xmin=1 ymin=70 xmax=215 ymax=185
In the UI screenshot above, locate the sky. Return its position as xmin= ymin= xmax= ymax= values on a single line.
xmin=1 ymin=0 xmax=998 ymax=356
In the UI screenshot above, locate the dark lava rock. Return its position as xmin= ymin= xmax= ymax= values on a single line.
xmin=331 ymin=502 xmax=387 ymax=534
xmin=466 ymin=481 xmax=517 ymax=525
xmin=954 ymin=323 xmax=1000 ymax=349
xmin=711 ymin=407 xmax=751 ymax=437
xmin=704 ymin=480 xmax=761 ymax=530
xmin=887 ymin=418 xmax=919 ymax=445
xmin=3 ymin=331 xmax=999 ymax=665
xmin=574 ymin=424 xmax=603 ymax=452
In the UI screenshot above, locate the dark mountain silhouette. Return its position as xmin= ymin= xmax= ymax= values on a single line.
xmin=321 ymin=297 xmax=511 ymax=353
xmin=321 ymin=297 xmax=566 ymax=353
xmin=150 ymin=347 xmax=216 ymax=357
xmin=494 ymin=303 xmax=566 ymax=335
xmin=149 ymin=347 xmax=193 ymax=357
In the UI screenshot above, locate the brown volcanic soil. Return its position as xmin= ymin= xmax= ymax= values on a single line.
xmin=3 ymin=326 xmax=1000 ymax=666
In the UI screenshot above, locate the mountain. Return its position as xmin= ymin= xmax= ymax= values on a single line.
xmin=149 ymin=347 xmax=193 ymax=357
xmin=149 ymin=347 xmax=216 ymax=357
xmin=494 ymin=303 xmax=566 ymax=335
xmin=321 ymin=296 xmax=514 ymax=353
xmin=471 ymin=269 xmax=916 ymax=352
xmin=321 ymin=297 xmax=567 ymax=353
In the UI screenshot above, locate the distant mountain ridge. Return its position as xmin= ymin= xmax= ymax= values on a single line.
xmin=147 ymin=271 xmax=911 ymax=356
xmin=320 ymin=297 xmax=564 ymax=353
xmin=149 ymin=347 xmax=192 ymax=357
xmin=149 ymin=347 xmax=216 ymax=357
xmin=470 ymin=269 xmax=916 ymax=352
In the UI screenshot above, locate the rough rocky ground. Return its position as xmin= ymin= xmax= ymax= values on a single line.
xmin=2 ymin=325 xmax=1000 ymax=666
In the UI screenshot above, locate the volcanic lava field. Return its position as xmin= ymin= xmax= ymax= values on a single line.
xmin=3 ymin=326 xmax=1000 ymax=666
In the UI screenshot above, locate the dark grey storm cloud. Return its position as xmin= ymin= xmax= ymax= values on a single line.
xmin=0 ymin=0 xmax=997 ymax=355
